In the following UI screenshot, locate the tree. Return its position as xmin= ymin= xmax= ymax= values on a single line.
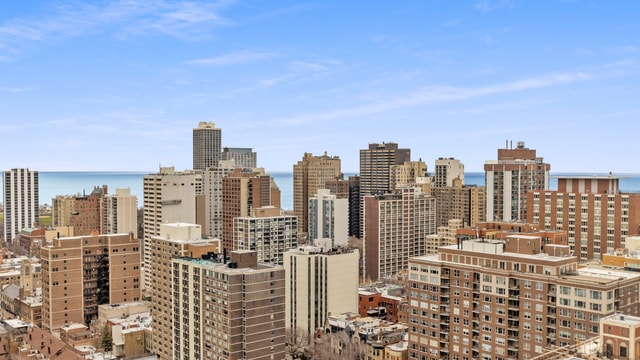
xmin=101 ymin=325 xmax=113 ymax=353
xmin=286 ymin=327 xmax=312 ymax=359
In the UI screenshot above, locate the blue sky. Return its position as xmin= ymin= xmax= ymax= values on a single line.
xmin=1 ymin=0 xmax=639 ymax=173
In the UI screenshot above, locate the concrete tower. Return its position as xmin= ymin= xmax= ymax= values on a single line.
xmin=3 ymin=168 xmax=39 ymax=244
xmin=193 ymin=121 xmax=222 ymax=170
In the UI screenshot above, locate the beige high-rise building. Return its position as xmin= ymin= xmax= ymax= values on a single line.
xmin=363 ymin=186 xmax=436 ymax=281
xmin=3 ymin=168 xmax=39 ymax=244
xmin=390 ymin=160 xmax=427 ymax=190
xmin=40 ymin=232 xmax=141 ymax=334
xmin=52 ymin=195 xmax=75 ymax=228
xmin=293 ymin=152 xmax=341 ymax=234
xmin=172 ymin=251 xmax=286 ymax=360
xmin=233 ymin=206 xmax=298 ymax=265
xmin=407 ymin=235 xmax=640 ymax=360
xmin=142 ymin=166 xmax=203 ymax=290
xmin=284 ymin=246 xmax=359 ymax=340
xmin=485 ymin=141 xmax=550 ymax=222
xmin=431 ymin=178 xmax=486 ymax=228
xmin=434 ymin=157 xmax=465 ymax=187
xmin=148 ymin=223 xmax=220 ymax=360
xmin=203 ymin=161 xmax=236 ymax=239
xmin=103 ymin=188 xmax=138 ymax=237
xmin=193 ymin=121 xmax=222 ymax=170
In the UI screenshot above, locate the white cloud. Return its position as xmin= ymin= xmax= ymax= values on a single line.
xmin=187 ymin=50 xmax=277 ymax=66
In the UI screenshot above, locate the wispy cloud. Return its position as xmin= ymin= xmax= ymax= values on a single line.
xmin=608 ymin=46 xmax=639 ymax=55
xmin=186 ymin=50 xmax=277 ymax=66
xmin=474 ymin=0 xmax=514 ymax=13
xmin=0 ymin=0 xmax=234 ymax=52
xmin=275 ymin=70 xmax=594 ymax=125
xmin=0 ymin=86 xmax=34 ymax=93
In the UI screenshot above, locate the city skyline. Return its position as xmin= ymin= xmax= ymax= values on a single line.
xmin=2 ymin=1 xmax=640 ymax=173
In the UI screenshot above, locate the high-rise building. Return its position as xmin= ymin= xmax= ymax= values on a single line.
xmin=233 ymin=206 xmax=298 ymax=265
xmin=407 ymin=235 xmax=640 ymax=360
xmin=193 ymin=121 xmax=222 ymax=170
xmin=434 ymin=157 xmax=465 ymax=187
xmin=390 ymin=160 xmax=427 ymax=190
xmin=284 ymin=246 xmax=359 ymax=340
xmin=103 ymin=188 xmax=138 ymax=237
xmin=309 ymin=189 xmax=348 ymax=247
xmin=430 ymin=178 xmax=486 ymax=228
xmin=40 ymin=232 xmax=141 ymax=334
xmin=69 ymin=185 xmax=108 ymax=236
xmin=528 ymin=175 xmax=640 ymax=261
xmin=363 ymin=186 xmax=435 ymax=281
xmin=142 ymin=166 xmax=203 ymax=290
xmin=222 ymin=168 xmax=280 ymax=253
xmin=359 ymin=143 xmax=410 ymax=239
xmin=485 ymin=141 xmax=550 ymax=222
xmin=172 ymin=251 xmax=286 ymax=360
xmin=52 ymin=195 xmax=75 ymax=228
xmin=348 ymin=175 xmax=361 ymax=238
xmin=3 ymin=168 xmax=39 ymax=244
xmin=221 ymin=147 xmax=257 ymax=169
xmin=293 ymin=152 xmax=341 ymax=234
xmin=203 ymin=161 xmax=236 ymax=239
xmin=148 ymin=223 xmax=220 ymax=360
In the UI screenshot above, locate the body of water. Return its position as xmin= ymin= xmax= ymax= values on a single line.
xmin=3 ymin=172 xmax=640 ymax=211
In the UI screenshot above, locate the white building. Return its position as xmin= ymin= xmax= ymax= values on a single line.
xmin=104 ymin=188 xmax=138 ymax=236
xmin=284 ymin=246 xmax=359 ymax=340
xmin=434 ymin=157 xmax=464 ymax=187
xmin=309 ymin=189 xmax=349 ymax=247
xmin=3 ymin=168 xmax=39 ymax=244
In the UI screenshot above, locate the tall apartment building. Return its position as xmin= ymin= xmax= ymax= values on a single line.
xmin=308 ymin=189 xmax=348 ymax=247
xmin=52 ymin=195 xmax=75 ymax=228
xmin=390 ymin=160 xmax=427 ymax=190
xmin=203 ymin=161 xmax=236 ymax=239
xmin=293 ymin=152 xmax=341 ymax=234
xmin=363 ymin=186 xmax=436 ymax=281
xmin=233 ymin=206 xmax=298 ymax=264
xmin=528 ymin=175 xmax=640 ymax=261
xmin=40 ymin=232 xmax=141 ymax=334
xmin=172 ymin=251 xmax=286 ymax=360
xmin=325 ymin=175 xmax=362 ymax=239
xmin=222 ymin=168 xmax=280 ymax=252
xmin=3 ymin=168 xmax=39 ymax=243
xmin=431 ymin=178 xmax=486 ymax=228
xmin=434 ymin=157 xmax=465 ymax=187
xmin=221 ymin=147 xmax=257 ymax=169
xmin=360 ymin=143 xmax=411 ymax=239
xmin=407 ymin=235 xmax=640 ymax=360
xmin=284 ymin=246 xmax=359 ymax=339
xmin=69 ymin=185 xmax=108 ymax=236
xmin=103 ymin=188 xmax=138 ymax=236
xmin=142 ymin=166 xmax=203 ymax=290
xmin=148 ymin=223 xmax=220 ymax=360
xmin=485 ymin=141 xmax=550 ymax=222
xmin=193 ymin=121 xmax=222 ymax=170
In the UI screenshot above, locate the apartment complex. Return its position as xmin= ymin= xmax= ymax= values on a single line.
xmin=360 ymin=142 xmax=411 ymax=198
xmin=389 ymin=160 xmax=427 ymax=190
xmin=103 ymin=188 xmax=138 ymax=236
xmin=222 ymin=168 xmax=280 ymax=253
xmin=70 ymin=185 xmax=108 ymax=235
xmin=172 ymin=251 xmax=286 ymax=360
xmin=431 ymin=178 xmax=486 ymax=228
xmin=528 ymin=175 xmax=640 ymax=261
xmin=52 ymin=195 xmax=75 ymax=228
xmin=325 ymin=175 xmax=361 ymax=239
xmin=40 ymin=232 xmax=141 ymax=334
xmin=435 ymin=157 xmax=465 ymax=188
xmin=233 ymin=206 xmax=298 ymax=264
xmin=308 ymin=189 xmax=348 ymax=247
xmin=485 ymin=141 xmax=550 ymax=222
xmin=293 ymin=152 xmax=341 ymax=234
xmin=148 ymin=223 xmax=220 ymax=360
xmin=193 ymin=121 xmax=222 ymax=170
xmin=142 ymin=166 xmax=203 ymax=289
xmin=203 ymin=161 xmax=236 ymax=239
xmin=407 ymin=235 xmax=640 ymax=360
xmin=221 ymin=147 xmax=257 ymax=169
xmin=3 ymin=168 xmax=39 ymax=244
xmin=363 ymin=186 xmax=436 ymax=281
xmin=284 ymin=246 xmax=359 ymax=340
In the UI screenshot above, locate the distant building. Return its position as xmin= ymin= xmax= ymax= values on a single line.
xmin=103 ymin=188 xmax=138 ymax=237
xmin=173 ymin=251 xmax=286 ymax=360
xmin=222 ymin=147 xmax=257 ymax=169
xmin=3 ymin=168 xmax=39 ymax=244
xmin=431 ymin=178 xmax=486 ymax=228
xmin=485 ymin=141 xmax=550 ymax=222
xmin=233 ymin=206 xmax=297 ymax=265
xmin=363 ymin=186 xmax=436 ymax=281
xmin=52 ymin=195 xmax=75 ymax=228
xmin=193 ymin=121 xmax=222 ymax=170
xmin=70 ymin=185 xmax=108 ymax=236
xmin=434 ymin=157 xmax=465 ymax=188
xmin=40 ymin=232 xmax=141 ymax=334
xmin=293 ymin=152 xmax=341 ymax=234
xmin=309 ymin=189 xmax=348 ymax=247
xmin=284 ymin=246 xmax=359 ymax=340
xmin=529 ymin=175 xmax=640 ymax=261
xmin=389 ymin=160 xmax=427 ymax=190
xmin=203 ymin=161 xmax=236 ymax=239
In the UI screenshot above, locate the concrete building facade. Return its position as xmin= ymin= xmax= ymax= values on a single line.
xmin=434 ymin=157 xmax=465 ymax=188
xmin=103 ymin=188 xmax=138 ymax=237
xmin=193 ymin=121 xmax=222 ymax=170
xmin=431 ymin=178 xmax=486 ymax=228
xmin=203 ymin=161 xmax=236 ymax=239
xmin=309 ymin=189 xmax=348 ymax=247
xmin=3 ymin=168 xmax=39 ymax=244
xmin=221 ymin=147 xmax=257 ymax=169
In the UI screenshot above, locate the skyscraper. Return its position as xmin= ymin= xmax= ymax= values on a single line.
xmin=359 ymin=142 xmax=411 ymax=197
xmin=434 ymin=157 xmax=465 ymax=187
xmin=485 ymin=141 xmax=550 ymax=222
xmin=221 ymin=147 xmax=257 ymax=169
xmin=3 ymin=168 xmax=39 ymax=244
xmin=308 ymin=189 xmax=348 ymax=247
xmin=193 ymin=121 xmax=222 ymax=170
xmin=103 ymin=188 xmax=138 ymax=236
xmin=293 ymin=152 xmax=341 ymax=234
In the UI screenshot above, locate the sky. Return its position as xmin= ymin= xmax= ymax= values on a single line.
xmin=1 ymin=0 xmax=639 ymax=174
